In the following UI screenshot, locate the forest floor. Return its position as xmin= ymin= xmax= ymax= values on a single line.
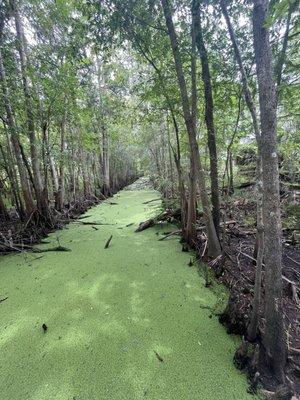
xmin=0 ymin=185 xmax=256 ymax=400
xmin=210 ymin=192 xmax=300 ymax=396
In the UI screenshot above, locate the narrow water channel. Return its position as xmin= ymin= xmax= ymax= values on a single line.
xmin=0 ymin=187 xmax=256 ymax=399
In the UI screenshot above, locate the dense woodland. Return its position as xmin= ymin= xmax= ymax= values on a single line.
xmin=0 ymin=0 xmax=299 ymax=398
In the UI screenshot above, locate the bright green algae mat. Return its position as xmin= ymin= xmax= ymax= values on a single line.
xmin=0 ymin=189 xmax=256 ymax=400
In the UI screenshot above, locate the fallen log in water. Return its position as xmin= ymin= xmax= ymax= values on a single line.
xmin=0 ymin=241 xmax=70 ymax=254
xmin=158 ymin=230 xmax=181 ymax=241
xmin=135 ymin=209 xmax=181 ymax=233
xmin=77 ymin=221 xmax=111 ymax=226
xmin=135 ymin=219 xmax=155 ymax=232
xmin=142 ymin=198 xmax=161 ymax=205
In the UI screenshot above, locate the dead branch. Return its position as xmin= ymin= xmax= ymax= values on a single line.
xmin=142 ymin=198 xmax=161 ymax=204
xmin=236 ymin=249 xmax=298 ymax=286
xmin=289 ymin=347 xmax=300 ymax=355
xmin=196 ymin=220 xmax=237 ymax=231
xmin=201 ymin=240 xmax=208 ymax=258
xmin=104 ymin=235 xmax=113 ymax=249
xmin=42 ymin=246 xmax=71 ymax=252
xmin=286 ymin=254 xmax=300 ymax=267
xmin=158 ymin=230 xmax=181 ymax=241
xmin=154 ymin=350 xmax=164 ymax=362
xmin=78 ymin=215 xmax=92 ymax=220
xmin=0 ymin=242 xmax=70 ymax=253
xmin=78 ymin=221 xmax=111 ymax=226
xmin=291 ymin=284 xmax=300 ymax=306
xmin=0 ymin=296 xmax=8 ymax=303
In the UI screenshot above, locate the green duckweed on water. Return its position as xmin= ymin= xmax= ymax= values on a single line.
xmin=0 ymin=188 xmax=256 ymax=400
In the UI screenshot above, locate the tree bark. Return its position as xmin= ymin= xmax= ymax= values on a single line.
xmin=102 ymin=127 xmax=111 ymax=197
xmin=55 ymin=117 xmax=66 ymax=211
xmin=253 ymin=0 xmax=286 ymax=382
xmin=161 ymin=0 xmax=221 ymax=257
xmin=1 ymin=126 xmax=25 ymax=219
xmin=192 ymin=0 xmax=220 ymax=236
xmin=0 ymin=192 xmax=9 ymax=221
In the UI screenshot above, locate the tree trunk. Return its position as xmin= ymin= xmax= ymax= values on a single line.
xmin=192 ymin=0 xmax=220 ymax=236
xmin=95 ymin=55 xmax=111 ymax=197
xmin=186 ymin=159 xmax=197 ymax=245
xmin=0 ymin=193 xmax=9 ymax=221
xmin=161 ymin=0 xmax=221 ymax=257
xmin=253 ymin=0 xmax=286 ymax=382
xmin=56 ymin=118 xmax=66 ymax=211
xmin=1 ymin=127 xmax=25 ymax=219
xmin=102 ymin=127 xmax=111 ymax=197
xmin=228 ymin=151 xmax=234 ymax=194
xmin=169 ymin=112 xmax=188 ymax=235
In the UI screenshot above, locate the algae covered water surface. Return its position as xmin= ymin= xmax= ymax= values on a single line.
xmin=0 ymin=189 xmax=255 ymax=400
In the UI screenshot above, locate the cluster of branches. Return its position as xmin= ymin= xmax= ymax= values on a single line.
xmin=0 ymin=0 xmax=138 ymax=228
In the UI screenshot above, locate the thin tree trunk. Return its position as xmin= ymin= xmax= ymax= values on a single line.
xmin=253 ymin=0 xmax=286 ymax=382
xmin=161 ymin=0 xmax=221 ymax=257
xmin=95 ymin=55 xmax=111 ymax=197
xmin=275 ymin=0 xmax=297 ymax=89
xmin=228 ymin=151 xmax=234 ymax=193
xmin=222 ymin=91 xmax=242 ymax=195
xmin=166 ymin=116 xmax=175 ymax=197
xmin=102 ymin=127 xmax=111 ymax=197
xmin=56 ymin=117 xmax=66 ymax=211
xmin=192 ymin=0 xmax=220 ymax=236
xmin=168 ymin=112 xmax=188 ymax=235
xmin=0 ymin=191 xmax=9 ymax=220
xmin=1 ymin=127 xmax=25 ymax=219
